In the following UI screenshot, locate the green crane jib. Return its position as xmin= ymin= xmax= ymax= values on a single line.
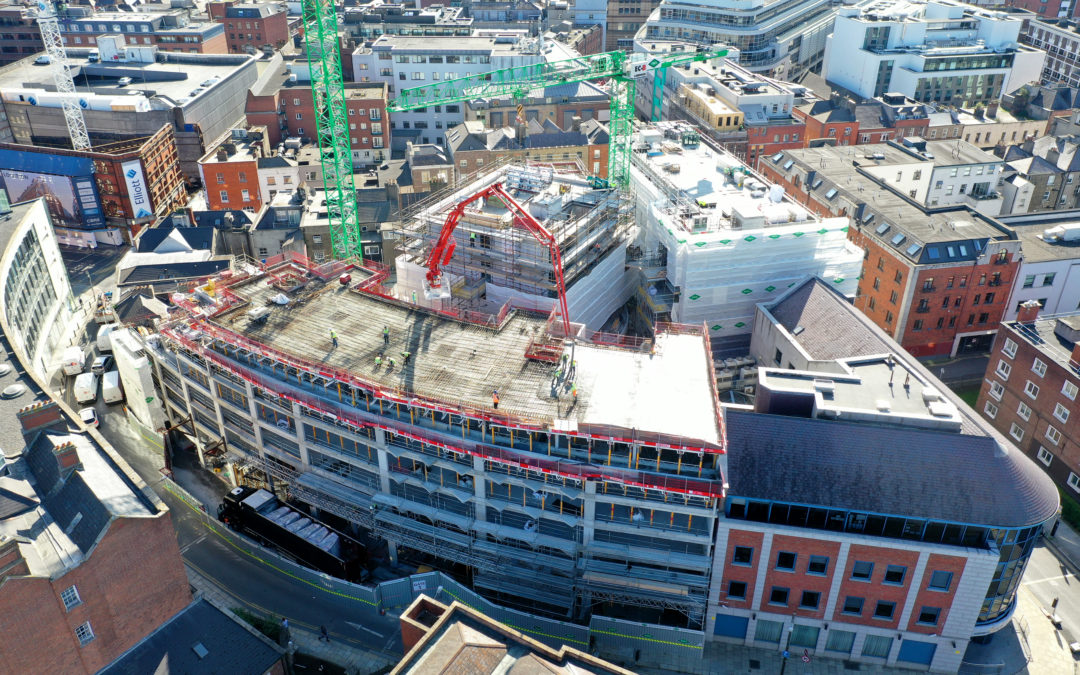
xmin=388 ymin=48 xmax=728 ymax=188
xmin=301 ymin=0 xmax=362 ymax=260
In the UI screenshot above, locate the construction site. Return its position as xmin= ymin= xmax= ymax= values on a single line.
xmin=150 ymin=231 xmax=726 ymax=627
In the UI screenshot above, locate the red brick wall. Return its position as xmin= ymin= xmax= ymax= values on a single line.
xmin=906 ymin=554 xmax=967 ymax=635
xmin=0 ymin=515 xmax=190 ymax=674
xmin=720 ymin=530 xmax=764 ymax=609
xmin=758 ymin=535 xmax=841 ymax=620
xmin=201 ymin=159 xmax=260 ymax=210
xmin=848 ymin=230 xmax=911 ymax=342
xmin=278 ymin=87 xmax=388 ymax=155
xmin=831 ymin=544 xmax=919 ymax=630
xmin=224 ymin=10 xmax=290 ymax=54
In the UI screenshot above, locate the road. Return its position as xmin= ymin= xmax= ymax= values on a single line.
xmin=1020 ymin=543 xmax=1080 ymax=646
xmin=82 ymin=386 xmax=405 ymax=658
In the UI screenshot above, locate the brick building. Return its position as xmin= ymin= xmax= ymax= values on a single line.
xmin=58 ymin=9 xmax=227 ymax=54
xmin=198 ymin=126 xmax=269 ymax=211
xmin=713 ymin=277 xmax=1059 ymax=672
xmin=759 ymin=141 xmax=1020 ymax=357
xmin=976 ymin=303 xmax=1080 ymax=498
xmin=0 ymin=1 xmax=42 ymax=66
xmin=795 ymin=100 xmax=859 ymax=147
xmin=223 ymin=3 xmax=290 ymax=55
xmin=446 ymin=118 xmax=609 ymax=179
xmin=245 ymin=73 xmax=389 ymax=165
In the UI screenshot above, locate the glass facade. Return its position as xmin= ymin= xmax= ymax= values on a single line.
xmin=3 ymin=228 xmax=57 ymax=355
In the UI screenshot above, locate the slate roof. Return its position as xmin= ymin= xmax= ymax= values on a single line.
xmin=114 ymin=291 xmax=170 ymax=324
xmin=98 ymin=599 xmax=283 ymax=675
xmin=257 ymin=155 xmax=292 ymax=169
xmin=0 ymin=486 xmax=36 ymax=519
xmin=136 ymin=226 xmax=216 ymax=253
xmin=767 ymin=279 xmax=885 ymax=362
xmin=725 ymin=408 xmax=1060 ymax=528
xmin=191 ymin=209 xmax=254 ymax=229
xmin=118 ymin=259 xmax=231 ymax=285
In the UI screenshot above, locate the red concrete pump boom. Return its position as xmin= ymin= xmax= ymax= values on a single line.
xmin=425 ymin=182 xmax=571 ymax=336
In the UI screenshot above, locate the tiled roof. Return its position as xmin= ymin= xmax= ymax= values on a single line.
xmin=767 ymin=279 xmax=884 ymax=362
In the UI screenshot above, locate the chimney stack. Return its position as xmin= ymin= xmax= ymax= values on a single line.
xmin=1016 ymin=299 xmax=1041 ymax=325
xmin=1072 ymin=341 xmax=1080 ymax=369
xmin=571 ymin=116 xmax=582 ymax=132
xmin=17 ymin=401 xmax=62 ymax=434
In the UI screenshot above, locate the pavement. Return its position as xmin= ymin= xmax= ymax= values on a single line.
xmin=920 ymin=353 xmax=990 ymax=388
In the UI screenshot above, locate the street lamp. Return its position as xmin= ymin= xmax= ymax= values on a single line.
xmin=779 ymin=623 xmax=794 ymax=675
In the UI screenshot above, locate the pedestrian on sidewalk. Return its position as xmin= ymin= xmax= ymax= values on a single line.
xmin=319 ymin=625 xmax=330 ymax=642
xmin=330 ymin=329 xmax=338 ymax=347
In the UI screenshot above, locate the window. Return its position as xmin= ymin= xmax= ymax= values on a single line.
xmin=995 ymin=360 xmax=1011 ymax=379
xmin=807 ymin=555 xmax=829 ymax=576
xmin=889 ymin=291 xmax=898 ymax=305
xmin=874 ymin=601 xmax=896 ymax=620
xmin=1010 ymin=422 xmax=1025 ymax=441
xmin=727 ymin=580 xmax=747 ymax=600
xmin=1069 ymin=473 xmax=1080 ymax=493
xmin=769 ymin=587 xmax=789 ymax=606
xmin=894 ymin=271 xmax=903 ymax=284
xmin=1017 ymin=402 xmax=1032 ymax=421
xmin=776 ymin=551 xmax=796 ymax=570
xmin=1032 ymin=358 xmax=1047 ymax=378
xmin=732 ymin=546 xmax=753 ymax=566
xmin=985 ymin=292 xmax=995 ymax=304
xmin=841 ymin=596 xmax=864 ymax=615
xmin=1063 ymin=381 xmax=1079 ymax=400
xmin=800 ymin=590 xmax=821 ymax=609
xmin=984 ymin=401 xmax=998 ymax=418
xmin=1054 ymin=403 xmax=1070 ymax=424
xmin=913 ymin=320 xmax=923 ymax=332
xmin=978 ymin=313 xmax=989 ymax=325
xmin=215 ymin=172 xmax=224 ymax=184
xmin=1003 ymin=338 xmax=1018 ymax=358
xmin=989 ymin=381 xmax=1004 ymax=400
xmin=218 ymin=190 xmax=228 ymax=203
xmin=75 ymin=622 xmax=95 ymax=646
xmin=295 ymin=112 xmax=302 ymax=120
xmin=240 ymin=189 xmax=250 ymax=202
xmin=1038 ymin=446 xmax=1053 ymax=466
xmin=862 ymin=634 xmax=893 ymax=659
xmin=1044 ymin=273 xmax=1056 ymax=286
xmin=852 ymin=561 xmax=873 ymax=580
xmin=60 ymin=586 xmax=82 ymax=610
xmin=826 ymin=630 xmax=856 ymax=654
xmin=928 ymin=570 xmax=953 ymax=592
xmin=258 ymin=247 xmax=268 ymax=257
xmin=238 ymin=171 xmax=247 ymax=183
xmin=1024 ymin=380 xmax=1040 ymax=399
xmin=884 ymin=565 xmax=906 ymax=585
xmin=917 ymin=607 xmax=941 ymax=626
xmin=885 ymin=311 xmax=894 ymax=325
xmin=1046 ymin=425 xmax=1062 ymax=446
xmin=297 ymin=128 xmax=304 ymax=135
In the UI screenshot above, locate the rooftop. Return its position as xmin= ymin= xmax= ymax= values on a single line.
xmin=1008 ymin=312 xmax=1080 ymax=376
xmin=0 ymin=51 xmax=254 ymax=108
xmin=98 ymin=598 xmax=283 ymax=675
xmin=367 ymin=35 xmax=534 ymax=55
xmin=1009 ymin=222 xmax=1080 ymax=263
xmin=210 ymin=273 xmax=721 ymax=446
xmin=771 ymin=144 xmax=1010 ymax=252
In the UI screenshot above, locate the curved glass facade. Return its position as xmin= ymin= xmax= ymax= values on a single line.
xmin=979 ymin=525 xmax=1043 ymax=626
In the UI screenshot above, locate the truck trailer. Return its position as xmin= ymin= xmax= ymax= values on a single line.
xmin=217 ymin=486 xmax=368 ymax=582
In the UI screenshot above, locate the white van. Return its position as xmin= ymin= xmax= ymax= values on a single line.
xmin=61 ymin=346 xmax=85 ymax=376
xmin=74 ymin=372 xmax=99 ymax=404
xmin=102 ymin=370 xmax=123 ymax=404
xmin=87 ymin=49 xmax=99 ymax=63
xmin=97 ymin=323 xmax=119 ymax=352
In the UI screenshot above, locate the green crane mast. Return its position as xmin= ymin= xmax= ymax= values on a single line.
xmin=301 ymin=0 xmax=362 ymax=260
xmin=388 ymin=48 xmax=729 ymax=188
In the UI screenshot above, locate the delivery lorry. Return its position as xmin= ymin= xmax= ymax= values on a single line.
xmin=97 ymin=324 xmax=119 ymax=352
xmin=102 ymin=370 xmax=123 ymax=404
xmin=73 ymin=372 xmax=99 ymax=404
xmin=218 ymin=486 xmax=368 ymax=582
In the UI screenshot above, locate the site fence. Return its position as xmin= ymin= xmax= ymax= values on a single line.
xmin=156 ymin=473 xmax=705 ymax=663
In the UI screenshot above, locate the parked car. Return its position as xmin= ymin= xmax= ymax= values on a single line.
xmin=91 ymin=354 xmax=114 ymax=375
xmin=78 ymin=407 xmax=99 ymax=428
xmin=117 ymin=76 xmax=133 ymax=86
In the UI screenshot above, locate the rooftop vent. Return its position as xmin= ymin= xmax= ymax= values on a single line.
xmin=875 ymin=400 xmax=891 ymax=412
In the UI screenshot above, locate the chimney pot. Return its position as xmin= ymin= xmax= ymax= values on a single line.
xmin=1016 ymin=299 xmax=1041 ymax=325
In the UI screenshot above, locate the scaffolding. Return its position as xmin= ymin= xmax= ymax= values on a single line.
xmin=398 ymin=162 xmax=629 ymax=315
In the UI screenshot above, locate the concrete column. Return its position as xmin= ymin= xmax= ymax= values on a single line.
xmin=292 ymin=401 xmax=310 ymax=466
xmin=704 ymin=521 xmax=731 ymax=638
xmin=750 ymin=532 xmax=774 ymax=609
xmin=823 ymin=541 xmax=851 ymax=618
xmin=178 ymin=378 xmax=206 ymax=467
xmin=582 ymin=480 xmax=597 ymax=546
xmin=896 ymin=551 xmax=930 ymax=631
xmin=471 ymin=455 xmax=487 ymax=522
xmin=387 ymin=541 xmax=398 ymax=565
xmin=377 ymin=448 xmax=391 ymax=493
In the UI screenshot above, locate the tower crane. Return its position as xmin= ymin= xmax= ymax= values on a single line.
xmin=388 ymin=48 xmax=729 ymax=188
xmin=34 ymin=0 xmax=91 ymax=151
xmin=299 ymin=0 xmax=362 ymax=260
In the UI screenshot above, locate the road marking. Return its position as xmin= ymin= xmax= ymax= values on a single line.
xmin=180 ymin=533 xmax=208 ymax=553
xmin=1022 ymin=575 xmax=1075 ymax=586
xmin=346 ymin=621 xmax=385 ymax=638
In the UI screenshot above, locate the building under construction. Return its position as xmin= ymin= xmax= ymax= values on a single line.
xmin=393 ymin=162 xmax=633 ymax=332
xmin=149 ymin=250 xmax=725 ymax=625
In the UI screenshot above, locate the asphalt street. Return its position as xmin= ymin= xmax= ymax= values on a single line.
xmin=86 ymin=389 xmax=405 ymax=658
xmin=1021 ymin=543 xmax=1080 ymax=647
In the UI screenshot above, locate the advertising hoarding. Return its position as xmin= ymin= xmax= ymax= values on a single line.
xmin=0 ymin=148 xmax=104 ymax=229
xmin=121 ymin=159 xmax=153 ymax=221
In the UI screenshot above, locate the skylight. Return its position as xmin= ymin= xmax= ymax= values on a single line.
xmin=825 ymin=188 xmax=838 ymax=199
xmin=891 ymin=233 xmax=906 ymax=246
